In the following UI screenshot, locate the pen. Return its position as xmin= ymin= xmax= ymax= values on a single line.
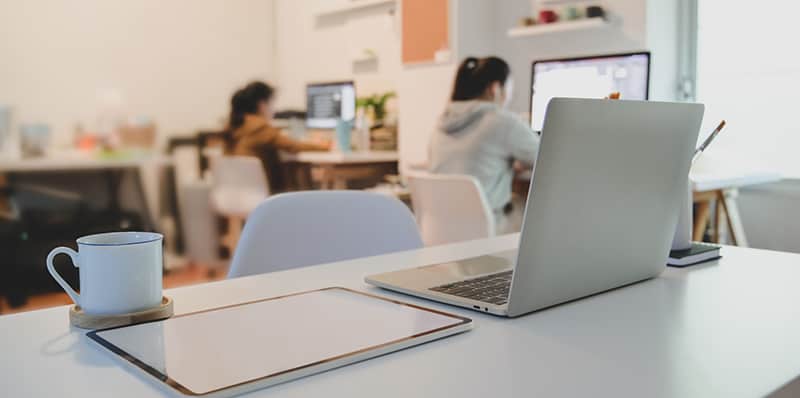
xmin=692 ymin=120 xmax=726 ymax=165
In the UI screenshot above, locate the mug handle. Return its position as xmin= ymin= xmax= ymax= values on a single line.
xmin=46 ymin=247 xmax=80 ymax=305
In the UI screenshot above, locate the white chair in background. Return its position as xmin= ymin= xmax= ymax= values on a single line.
xmin=228 ymin=190 xmax=423 ymax=278
xmin=406 ymin=171 xmax=495 ymax=246
xmin=172 ymin=145 xmax=201 ymax=184
xmin=172 ymin=146 xmax=223 ymax=270
xmin=210 ymin=156 xmax=269 ymax=254
xmin=179 ymin=181 xmax=223 ymax=268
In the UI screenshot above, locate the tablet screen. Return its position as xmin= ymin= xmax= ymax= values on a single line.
xmin=89 ymin=288 xmax=470 ymax=395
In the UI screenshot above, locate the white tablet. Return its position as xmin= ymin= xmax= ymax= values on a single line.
xmin=88 ymin=287 xmax=472 ymax=397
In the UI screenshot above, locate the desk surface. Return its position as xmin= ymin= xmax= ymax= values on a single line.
xmin=690 ymin=170 xmax=782 ymax=192
xmin=2 ymin=234 xmax=800 ymax=397
xmin=281 ymin=150 xmax=398 ymax=164
xmin=0 ymin=152 xmax=172 ymax=173
xmin=514 ymin=168 xmax=782 ymax=193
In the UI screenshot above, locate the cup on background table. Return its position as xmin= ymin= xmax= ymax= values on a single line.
xmin=672 ymin=180 xmax=693 ymax=251
xmin=538 ymin=9 xmax=558 ymax=24
xmin=336 ymin=119 xmax=354 ymax=152
xmin=564 ymin=6 xmax=580 ymax=20
xmin=46 ymin=232 xmax=164 ymax=315
xmin=19 ymin=123 xmax=50 ymax=157
xmin=0 ymin=105 xmax=10 ymax=152
xmin=586 ymin=5 xmax=606 ymax=19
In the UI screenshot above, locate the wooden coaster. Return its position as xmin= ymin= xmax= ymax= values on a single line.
xmin=69 ymin=296 xmax=174 ymax=330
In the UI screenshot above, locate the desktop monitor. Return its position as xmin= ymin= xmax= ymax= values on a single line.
xmin=306 ymin=81 xmax=356 ymax=129
xmin=530 ymin=51 xmax=650 ymax=130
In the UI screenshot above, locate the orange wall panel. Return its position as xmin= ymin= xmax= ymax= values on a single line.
xmin=402 ymin=0 xmax=449 ymax=64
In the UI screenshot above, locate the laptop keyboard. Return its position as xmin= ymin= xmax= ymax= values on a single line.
xmin=429 ymin=270 xmax=513 ymax=305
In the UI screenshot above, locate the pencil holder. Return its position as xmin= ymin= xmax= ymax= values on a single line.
xmin=672 ymin=179 xmax=693 ymax=251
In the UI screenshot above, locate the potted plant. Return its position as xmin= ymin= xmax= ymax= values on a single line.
xmin=356 ymin=92 xmax=397 ymax=150
xmin=356 ymin=91 xmax=395 ymax=128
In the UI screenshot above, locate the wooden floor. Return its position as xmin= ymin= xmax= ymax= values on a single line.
xmin=0 ymin=263 xmax=228 ymax=316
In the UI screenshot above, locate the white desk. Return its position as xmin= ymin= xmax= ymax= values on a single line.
xmin=0 ymin=153 xmax=174 ymax=230
xmin=691 ymin=170 xmax=781 ymax=193
xmin=0 ymin=153 xmax=172 ymax=173
xmin=3 ymin=234 xmax=800 ymax=397
xmin=690 ymin=171 xmax=782 ymax=246
xmin=281 ymin=150 xmax=398 ymax=164
xmin=513 ymin=169 xmax=782 ymax=247
xmin=282 ymin=150 xmax=399 ymax=189
xmin=515 ymin=169 xmax=781 ymax=194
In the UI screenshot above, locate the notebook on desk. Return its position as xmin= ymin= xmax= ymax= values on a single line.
xmin=87 ymin=288 xmax=471 ymax=397
xmin=668 ymin=242 xmax=721 ymax=267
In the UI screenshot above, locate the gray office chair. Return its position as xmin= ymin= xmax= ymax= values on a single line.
xmin=228 ymin=190 xmax=423 ymax=278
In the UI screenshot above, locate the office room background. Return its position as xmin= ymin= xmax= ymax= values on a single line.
xmin=7 ymin=0 xmax=800 ymax=397
xmin=1 ymin=0 xmax=798 ymax=310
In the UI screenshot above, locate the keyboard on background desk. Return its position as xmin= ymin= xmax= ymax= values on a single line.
xmin=430 ymin=270 xmax=513 ymax=305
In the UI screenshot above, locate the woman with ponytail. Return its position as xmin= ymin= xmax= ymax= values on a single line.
xmin=429 ymin=56 xmax=540 ymax=233
xmin=227 ymin=81 xmax=330 ymax=191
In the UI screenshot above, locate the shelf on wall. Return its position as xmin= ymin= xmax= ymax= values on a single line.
xmin=507 ymin=17 xmax=608 ymax=38
xmin=539 ymin=0 xmax=594 ymax=5
xmin=353 ymin=54 xmax=378 ymax=63
xmin=350 ymin=48 xmax=379 ymax=64
xmin=315 ymin=0 xmax=396 ymax=18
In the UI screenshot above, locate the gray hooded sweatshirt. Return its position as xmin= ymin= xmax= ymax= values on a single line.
xmin=429 ymin=101 xmax=540 ymax=211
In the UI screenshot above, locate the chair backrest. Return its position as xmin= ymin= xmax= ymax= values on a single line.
xmin=197 ymin=130 xmax=228 ymax=173
xmin=228 ymin=190 xmax=424 ymax=278
xmin=210 ymin=156 xmax=269 ymax=217
xmin=172 ymin=146 xmax=200 ymax=186
xmin=259 ymin=146 xmax=289 ymax=193
xmin=406 ymin=171 xmax=495 ymax=246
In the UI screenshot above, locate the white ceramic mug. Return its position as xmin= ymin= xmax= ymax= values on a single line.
xmin=46 ymin=232 xmax=163 ymax=315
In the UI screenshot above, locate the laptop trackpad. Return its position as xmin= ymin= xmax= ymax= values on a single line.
xmin=369 ymin=250 xmax=517 ymax=289
xmin=444 ymin=250 xmax=517 ymax=275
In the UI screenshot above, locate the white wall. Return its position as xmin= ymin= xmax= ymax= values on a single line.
xmin=397 ymin=0 xmax=494 ymax=169
xmin=738 ymin=181 xmax=800 ymax=254
xmin=645 ymin=0 xmax=681 ymax=101
xmin=696 ymin=0 xmax=800 ymax=178
xmin=273 ymin=0 xmax=401 ymax=109
xmin=397 ymin=62 xmax=457 ymax=168
xmin=0 ymin=0 xmax=275 ymax=146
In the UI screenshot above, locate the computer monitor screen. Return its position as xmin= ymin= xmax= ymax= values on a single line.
xmin=530 ymin=51 xmax=650 ymax=130
xmin=306 ymin=81 xmax=356 ymax=129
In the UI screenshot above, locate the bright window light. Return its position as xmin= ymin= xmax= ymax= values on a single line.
xmin=696 ymin=1 xmax=800 ymax=177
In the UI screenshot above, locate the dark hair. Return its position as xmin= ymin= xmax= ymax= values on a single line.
xmin=228 ymin=81 xmax=275 ymax=130
xmin=450 ymin=56 xmax=510 ymax=101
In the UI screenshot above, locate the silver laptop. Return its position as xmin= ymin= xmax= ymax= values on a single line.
xmin=366 ymin=98 xmax=704 ymax=317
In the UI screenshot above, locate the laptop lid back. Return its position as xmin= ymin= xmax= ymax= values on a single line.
xmin=508 ymin=98 xmax=704 ymax=317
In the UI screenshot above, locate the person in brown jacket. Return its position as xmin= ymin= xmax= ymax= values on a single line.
xmin=227 ymin=81 xmax=330 ymax=192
